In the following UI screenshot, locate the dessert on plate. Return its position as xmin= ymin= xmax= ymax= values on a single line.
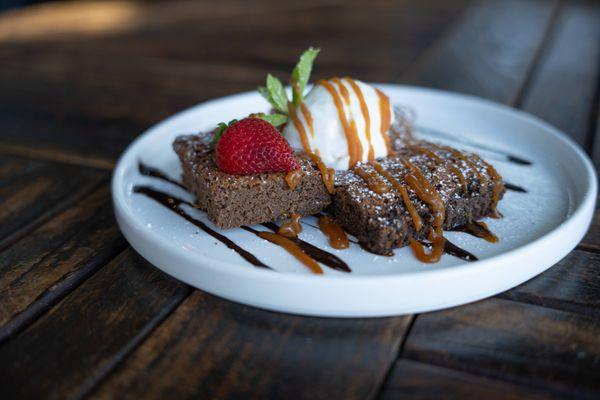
xmin=172 ymin=48 xmax=505 ymax=268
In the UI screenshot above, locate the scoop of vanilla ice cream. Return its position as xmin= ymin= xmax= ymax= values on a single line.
xmin=283 ymin=78 xmax=395 ymax=170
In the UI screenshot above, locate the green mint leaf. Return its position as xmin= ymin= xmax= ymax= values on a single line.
xmin=266 ymin=74 xmax=289 ymax=113
xmin=258 ymin=86 xmax=271 ymax=104
xmin=257 ymin=113 xmax=288 ymax=127
xmin=291 ymin=47 xmax=320 ymax=106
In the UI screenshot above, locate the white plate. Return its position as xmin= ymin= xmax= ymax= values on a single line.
xmin=112 ymin=85 xmax=597 ymax=317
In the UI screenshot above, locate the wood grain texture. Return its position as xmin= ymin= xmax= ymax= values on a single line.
xmin=579 ymin=195 xmax=599 ymax=252
xmin=89 ymin=291 xmax=411 ymax=400
xmin=380 ymin=359 xmax=560 ymax=400
xmin=518 ymin=0 xmax=600 ymax=147
xmin=0 ymin=248 xmax=190 ymax=400
xmin=0 ymin=186 xmax=126 ymax=342
xmin=403 ymin=0 xmax=558 ymax=104
xmin=401 ymin=298 xmax=600 ymax=398
xmin=499 ymin=249 xmax=600 ymax=317
xmin=0 ymin=2 xmax=469 ymax=399
xmin=0 ymin=155 xmax=105 ymax=250
xmin=0 ymin=0 xmax=468 ymax=165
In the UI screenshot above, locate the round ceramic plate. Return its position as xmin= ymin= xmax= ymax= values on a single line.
xmin=112 ymin=85 xmax=597 ymax=317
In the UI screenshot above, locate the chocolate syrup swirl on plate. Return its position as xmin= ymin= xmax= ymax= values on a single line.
xmin=135 ymin=161 xmax=524 ymax=272
xmin=133 ymin=186 xmax=272 ymax=270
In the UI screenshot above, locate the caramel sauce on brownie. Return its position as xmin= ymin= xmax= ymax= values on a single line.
xmin=346 ymin=77 xmax=374 ymax=161
xmin=353 ymin=165 xmax=391 ymax=195
xmin=401 ymin=157 xmax=445 ymax=231
xmin=372 ymin=161 xmax=423 ymax=232
xmin=485 ymin=162 xmax=504 ymax=218
xmin=412 ymin=144 xmax=468 ymax=193
xmin=318 ymin=79 xmax=363 ymax=167
xmin=318 ymin=215 xmax=350 ymax=249
xmin=401 ymin=156 xmax=446 ymax=263
xmin=278 ymin=212 xmax=303 ymax=238
xmin=310 ymin=151 xmax=336 ymax=194
xmin=258 ymin=231 xmax=323 ymax=274
xmin=455 ymin=220 xmax=498 ymax=243
xmin=409 ymin=230 xmax=445 ymax=263
xmin=433 ymin=143 xmax=486 ymax=184
xmin=285 ymin=169 xmax=302 ymax=190
xmin=375 ymin=88 xmax=394 ymax=155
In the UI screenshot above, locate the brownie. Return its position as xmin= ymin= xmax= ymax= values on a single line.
xmin=173 ymin=134 xmax=331 ymax=229
xmin=332 ymin=142 xmax=504 ymax=255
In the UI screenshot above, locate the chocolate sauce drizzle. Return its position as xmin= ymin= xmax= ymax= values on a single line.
xmin=135 ymin=161 xmax=509 ymax=270
xmin=138 ymin=162 xmax=187 ymax=190
xmin=133 ymin=186 xmax=271 ymax=269
xmin=138 ymin=162 xmax=350 ymax=273
xmin=505 ymin=182 xmax=527 ymax=193
xmin=261 ymin=223 xmax=351 ymax=273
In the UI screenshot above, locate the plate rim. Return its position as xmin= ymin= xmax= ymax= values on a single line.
xmin=111 ymin=85 xmax=597 ymax=315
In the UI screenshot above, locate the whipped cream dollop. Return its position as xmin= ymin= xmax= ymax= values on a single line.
xmin=283 ymin=78 xmax=395 ymax=170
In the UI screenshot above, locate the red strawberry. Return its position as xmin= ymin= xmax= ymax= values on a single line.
xmin=215 ymin=118 xmax=299 ymax=175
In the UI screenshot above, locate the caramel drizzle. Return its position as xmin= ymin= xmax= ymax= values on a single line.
xmin=353 ymin=165 xmax=391 ymax=195
xmin=372 ymin=161 xmax=423 ymax=232
xmin=431 ymin=143 xmax=503 ymax=217
xmin=433 ymin=143 xmax=486 ymax=184
xmin=345 ymin=77 xmax=374 ymax=161
xmin=456 ymin=220 xmax=499 ymax=243
xmin=409 ymin=229 xmax=445 ymax=263
xmin=375 ymin=88 xmax=394 ymax=155
xmin=258 ymin=231 xmax=323 ymax=274
xmin=411 ymin=144 xmax=468 ymax=193
xmin=311 ymin=150 xmax=336 ymax=194
xmin=318 ymin=79 xmax=363 ymax=168
xmin=485 ymin=162 xmax=505 ymax=218
xmin=299 ymin=101 xmax=315 ymax=137
xmin=401 ymin=157 xmax=446 ymax=263
xmin=318 ymin=215 xmax=350 ymax=249
xmin=288 ymin=101 xmax=335 ymax=194
xmin=284 ymin=169 xmax=302 ymax=190
xmin=331 ymin=77 xmax=351 ymax=105
xmin=277 ymin=212 xmax=303 ymax=238
xmin=401 ymin=157 xmax=445 ymax=231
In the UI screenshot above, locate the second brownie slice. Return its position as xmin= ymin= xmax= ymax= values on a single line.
xmin=173 ymin=134 xmax=331 ymax=229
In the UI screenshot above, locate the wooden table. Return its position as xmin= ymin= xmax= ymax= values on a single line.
xmin=0 ymin=0 xmax=598 ymax=398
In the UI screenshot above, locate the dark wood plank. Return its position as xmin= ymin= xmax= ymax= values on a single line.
xmin=401 ymin=298 xmax=600 ymax=398
xmin=0 ymin=0 xmax=468 ymax=165
xmin=579 ymin=194 xmax=599 ymax=252
xmin=0 ymin=248 xmax=190 ymax=400
xmin=0 ymin=186 xmax=126 ymax=342
xmin=518 ymin=0 xmax=600 ymax=147
xmin=89 ymin=291 xmax=411 ymax=400
xmin=499 ymin=249 xmax=600 ymax=317
xmin=380 ymin=359 xmax=560 ymax=400
xmin=0 ymin=155 xmax=105 ymax=250
xmin=403 ymin=0 xmax=558 ymax=104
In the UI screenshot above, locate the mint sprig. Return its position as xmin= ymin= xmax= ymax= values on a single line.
xmin=252 ymin=112 xmax=288 ymax=127
xmin=214 ymin=46 xmax=321 ymax=143
xmin=258 ymin=74 xmax=288 ymax=113
xmin=257 ymin=46 xmax=321 ymax=116
xmin=291 ymin=47 xmax=320 ymax=106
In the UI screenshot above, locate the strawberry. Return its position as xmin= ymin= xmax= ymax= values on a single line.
xmin=215 ymin=118 xmax=299 ymax=175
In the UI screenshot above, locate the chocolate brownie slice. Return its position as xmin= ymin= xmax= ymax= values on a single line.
xmin=173 ymin=134 xmax=331 ymax=229
xmin=332 ymin=142 xmax=504 ymax=255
